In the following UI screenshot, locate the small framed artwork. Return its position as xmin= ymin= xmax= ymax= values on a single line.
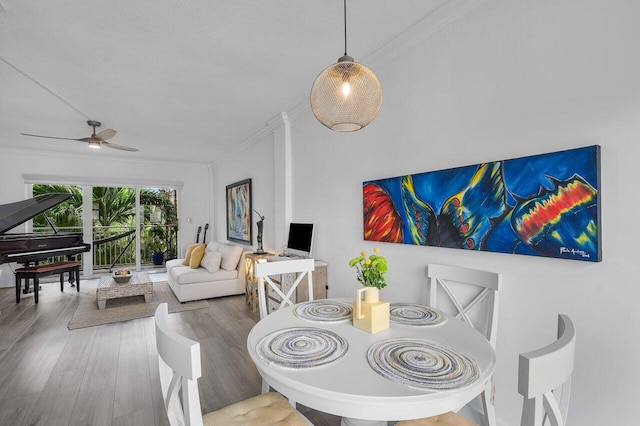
xmin=226 ymin=178 xmax=252 ymax=244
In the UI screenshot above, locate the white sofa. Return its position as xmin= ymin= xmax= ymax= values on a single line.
xmin=166 ymin=240 xmax=247 ymax=302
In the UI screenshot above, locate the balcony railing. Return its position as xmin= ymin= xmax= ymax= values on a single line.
xmin=33 ymin=224 xmax=178 ymax=270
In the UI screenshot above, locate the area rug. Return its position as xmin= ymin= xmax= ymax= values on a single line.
xmin=68 ymin=281 xmax=208 ymax=330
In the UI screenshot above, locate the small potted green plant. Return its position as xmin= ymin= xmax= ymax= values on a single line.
xmin=348 ymin=247 xmax=388 ymax=290
xmin=150 ymin=240 xmax=165 ymax=265
xmin=149 ymin=225 xmax=168 ymax=265
xmin=349 ymin=247 xmax=390 ymax=333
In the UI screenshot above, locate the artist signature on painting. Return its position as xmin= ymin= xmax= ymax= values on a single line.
xmin=560 ymin=247 xmax=590 ymax=258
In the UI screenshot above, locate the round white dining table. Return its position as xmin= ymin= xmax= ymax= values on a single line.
xmin=246 ymin=299 xmax=496 ymax=425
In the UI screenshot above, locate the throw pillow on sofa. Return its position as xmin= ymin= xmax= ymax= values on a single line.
xmin=218 ymin=243 xmax=243 ymax=271
xmin=201 ymin=250 xmax=222 ymax=273
xmin=182 ymin=243 xmax=203 ymax=266
xmin=206 ymin=240 xmax=221 ymax=252
xmin=189 ymin=244 xmax=206 ymax=269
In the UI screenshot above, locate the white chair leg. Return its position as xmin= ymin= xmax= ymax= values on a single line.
xmin=520 ymin=397 xmax=544 ymax=426
xmin=261 ymin=378 xmax=270 ymax=394
xmin=481 ymin=381 xmax=497 ymax=426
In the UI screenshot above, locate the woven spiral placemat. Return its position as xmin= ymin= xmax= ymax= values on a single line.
xmin=294 ymin=300 xmax=353 ymax=323
xmin=367 ymin=338 xmax=479 ymax=391
xmin=257 ymin=326 xmax=349 ymax=369
xmin=68 ymin=281 xmax=208 ymax=330
xmin=389 ymin=303 xmax=448 ymax=327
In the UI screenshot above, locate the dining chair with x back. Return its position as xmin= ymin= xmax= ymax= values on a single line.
xmin=154 ymin=303 xmax=310 ymax=426
xmin=255 ymin=257 xmax=315 ymax=395
xmin=255 ymin=258 xmax=315 ymax=320
xmin=519 ymin=314 xmax=576 ymax=426
xmin=398 ymin=263 xmax=502 ymax=426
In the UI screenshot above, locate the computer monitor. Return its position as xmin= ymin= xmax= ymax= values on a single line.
xmin=285 ymin=223 xmax=314 ymax=258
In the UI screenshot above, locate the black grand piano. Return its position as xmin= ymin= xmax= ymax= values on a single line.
xmin=0 ymin=194 xmax=91 ymax=301
xmin=0 ymin=193 xmax=90 ymax=265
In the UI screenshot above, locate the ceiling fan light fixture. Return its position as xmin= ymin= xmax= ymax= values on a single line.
xmin=310 ymin=0 xmax=382 ymax=132
xmin=20 ymin=119 xmax=138 ymax=152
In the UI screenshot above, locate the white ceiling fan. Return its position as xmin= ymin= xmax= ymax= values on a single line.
xmin=21 ymin=120 xmax=138 ymax=152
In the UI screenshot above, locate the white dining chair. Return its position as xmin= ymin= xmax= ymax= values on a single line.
xmin=398 ymin=263 xmax=502 ymax=426
xmin=427 ymin=263 xmax=502 ymax=348
xmin=519 ymin=314 xmax=576 ymax=426
xmin=255 ymin=258 xmax=315 ymax=320
xmin=154 ymin=303 xmax=310 ymax=426
xmin=255 ymin=258 xmax=315 ymax=395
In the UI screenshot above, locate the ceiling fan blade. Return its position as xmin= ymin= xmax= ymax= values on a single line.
xmin=22 ymin=123 xmax=133 ymax=152
xmin=20 ymin=133 xmax=83 ymax=142
xmin=95 ymin=129 xmax=116 ymax=141
xmin=102 ymin=141 xmax=138 ymax=152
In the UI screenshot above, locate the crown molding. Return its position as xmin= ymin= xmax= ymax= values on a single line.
xmin=228 ymin=0 xmax=493 ymax=153
xmin=365 ymin=0 xmax=492 ymax=70
xmin=22 ymin=173 xmax=184 ymax=190
xmin=211 ymin=111 xmax=294 ymax=168
xmin=210 ymin=121 xmax=275 ymax=168
xmin=288 ymin=97 xmax=311 ymax=124
xmin=0 ymin=145 xmax=207 ymax=168
xmin=266 ymin=111 xmax=290 ymax=130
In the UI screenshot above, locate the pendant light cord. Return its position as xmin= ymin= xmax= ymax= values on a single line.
xmin=343 ymin=0 xmax=348 ymax=56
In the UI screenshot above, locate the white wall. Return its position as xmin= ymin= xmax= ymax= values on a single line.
xmin=3 ymin=0 xmax=635 ymax=423
xmin=215 ymin=0 xmax=640 ymax=424
xmin=211 ymin=132 xmax=276 ymax=253
xmin=0 ymin=148 xmax=211 ymax=286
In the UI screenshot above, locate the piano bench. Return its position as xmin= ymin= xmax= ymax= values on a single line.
xmin=15 ymin=261 xmax=81 ymax=304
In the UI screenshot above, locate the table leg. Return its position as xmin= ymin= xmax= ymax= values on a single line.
xmin=144 ymin=293 xmax=152 ymax=303
xmin=97 ymin=300 xmax=106 ymax=310
xmin=482 ymin=381 xmax=496 ymax=426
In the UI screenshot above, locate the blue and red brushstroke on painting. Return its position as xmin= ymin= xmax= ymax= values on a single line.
xmin=362 ymin=146 xmax=601 ymax=262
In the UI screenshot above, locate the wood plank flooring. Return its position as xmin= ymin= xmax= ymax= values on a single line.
xmin=0 ymin=274 xmax=341 ymax=425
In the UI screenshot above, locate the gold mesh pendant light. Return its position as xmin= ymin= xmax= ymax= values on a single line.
xmin=310 ymin=0 xmax=382 ymax=132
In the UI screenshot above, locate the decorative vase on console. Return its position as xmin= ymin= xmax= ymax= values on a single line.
xmin=349 ymin=248 xmax=389 ymax=333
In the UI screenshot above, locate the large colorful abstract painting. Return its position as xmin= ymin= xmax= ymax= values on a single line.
xmin=363 ymin=145 xmax=601 ymax=262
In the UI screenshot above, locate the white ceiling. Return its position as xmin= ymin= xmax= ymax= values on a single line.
xmin=0 ymin=0 xmax=469 ymax=164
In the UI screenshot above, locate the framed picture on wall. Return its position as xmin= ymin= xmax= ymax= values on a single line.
xmin=362 ymin=145 xmax=601 ymax=262
xmin=226 ymin=178 xmax=252 ymax=244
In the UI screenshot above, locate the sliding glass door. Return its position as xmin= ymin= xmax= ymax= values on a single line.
xmin=31 ymin=184 xmax=178 ymax=272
